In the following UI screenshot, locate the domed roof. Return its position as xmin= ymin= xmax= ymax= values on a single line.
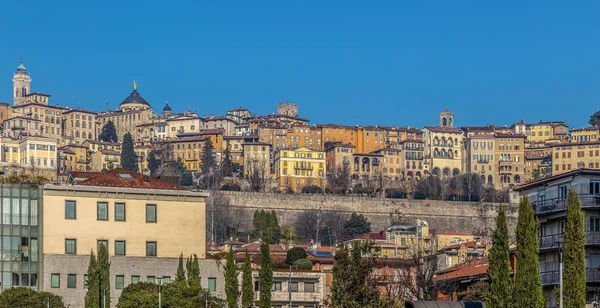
xmin=163 ymin=102 xmax=172 ymax=112
xmin=17 ymin=58 xmax=26 ymax=72
xmin=120 ymin=81 xmax=150 ymax=108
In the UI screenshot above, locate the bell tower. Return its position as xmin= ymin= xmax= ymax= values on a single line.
xmin=12 ymin=58 xmax=31 ymax=106
xmin=439 ymin=107 xmax=454 ymax=128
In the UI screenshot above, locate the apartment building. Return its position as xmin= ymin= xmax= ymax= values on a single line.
xmin=42 ymin=168 xmax=208 ymax=307
xmin=463 ymin=134 xmax=495 ymax=186
xmin=62 ymin=107 xmax=97 ymax=145
xmin=494 ymin=134 xmax=526 ymax=189
xmin=90 ymin=150 xmax=120 ymax=171
xmin=397 ymin=139 xmax=426 ymax=180
xmin=571 ymin=127 xmax=600 ymax=143
xmin=423 ymin=126 xmax=463 ymax=178
xmin=514 ymin=169 xmax=600 ymax=307
xmin=551 ymin=142 xmax=600 ymax=176
xmin=273 ymin=147 xmax=326 ymax=192
xmin=253 ymin=270 xmax=327 ymax=308
xmin=242 ymin=142 xmax=272 ymax=175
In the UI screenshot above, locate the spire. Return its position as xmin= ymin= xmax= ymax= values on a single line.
xmin=16 ymin=57 xmax=27 ymax=73
xmin=133 ymin=79 xmax=137 ymax=91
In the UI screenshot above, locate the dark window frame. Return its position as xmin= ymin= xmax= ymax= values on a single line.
xmin=51 ymin=273 xmax=60 ymax=288
xmin=65 ymin=238 xmax=77 ymax=255
xmin=115 ymin=275 xmax=125 ymax=290
xmin=65 ymin=200 xmax=76 ymax=219
xmin=114 ymin=202 xmax=126 ymax=221
xmin=146 ymin=241 xmax=157 ymax=257
xmin=115 ymin=240 xmax=126 ymax=256
xmin=67 ymin=274 xmax=76 ymax=289
xmin=146 ymin=204 xmax=157 ymax=223
xmin=97 ymin=202 xmax=108 ymax=221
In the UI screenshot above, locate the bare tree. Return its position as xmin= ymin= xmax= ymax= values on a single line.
xmin=206 ymin=191 xmax=243 ymax=244
xmin=29 ymin=157 xmax=38 ymax=177
xmin=246 ymin=160 xmax=266 ymax=192
xmin=327 ymin=164 xmax=351 ymax=193
xmin=399 ymin=179 xmax=416 ymax=199
xmin=388 ymin=247 xmax=438 ymax=301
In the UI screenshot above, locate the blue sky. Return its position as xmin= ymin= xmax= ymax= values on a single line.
xmin=0 ymin=1 xmax=598 ymax=129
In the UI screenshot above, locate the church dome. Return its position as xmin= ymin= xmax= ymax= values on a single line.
xmin=16 ymin=58 xmax=26 ymax=73
xmin=120 ymin=81 xmax=150 ymax=109
xmin=163 ymin=102 xmax=172 ymax=112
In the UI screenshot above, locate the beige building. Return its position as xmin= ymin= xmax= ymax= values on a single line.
xmin=202 ymin=115 xmax=237 ymax=136
xmin=242 ymin=142 xmax=272 ymax=175
xmin=12 ymin=58 xmax=32 ymax=106
xmin=495 ymin=133 xmax=526 ymax=189
xmin=0 ymin=136 xmax=59 ymax=180
xmin=11 ymin=102 xmax=64 ymax=140
xmin=253 ymin=270 xmax=327 ymax=307
xmin=97 ymin=82 xmax=155 ymax=143
xmin=273 ymin=147 xmax=326 ymax=192
xmin=515 ymin=120 xmax=569 ymax=143
xmin=63 ymin=107 xmax=97 ymax=145
xmin=42 ymin=168 xmax=208 ymax=307
xmin=165 ymin=111 xmax=202 ymax=139
xmin=570 ymin=126 xmax=600 ymax=143
xmin=90 ymin=149 xmax=121 ymax=171
xmin=463 ymin=134 xmax=496 ymax=186
xmin=0 ymin=102 xmax=13 ymax=125
xmin=551 ymin=141 xmax=600 ymax=176
xmin=397 ymin=140 xmax=426 ymax=180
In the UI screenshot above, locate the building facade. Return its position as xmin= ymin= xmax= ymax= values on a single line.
xmin=273 ymin=147 xmax=326 ymax=192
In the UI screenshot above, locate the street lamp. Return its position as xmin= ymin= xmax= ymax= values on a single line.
xmin=156 ymin=277 xmax=163 ymax=308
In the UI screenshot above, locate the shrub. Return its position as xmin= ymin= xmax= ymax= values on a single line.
xmin=293 ymin=259 xmax=313 ymax=270
xmin=301 ymin=185 xmax=323 ymax=194
xmin=221 ymin=183 xmax=241 ymax=191
xmin=286 ymin=247 xmax=307 ymax=265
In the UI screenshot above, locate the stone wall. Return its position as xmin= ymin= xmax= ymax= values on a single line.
xmin=217 ymin=192 xmax=518 ymax=238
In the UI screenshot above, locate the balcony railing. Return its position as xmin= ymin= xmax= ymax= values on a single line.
xmin=542 ymin=268 xmax=600 ymax=285
xmin=532 ymin=195 xmax=600 ymax=215
xmin=539 ymin=232 xmax=600 ymax=249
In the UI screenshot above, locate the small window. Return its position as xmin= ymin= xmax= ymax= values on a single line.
xmin=65 ymin=200 xmax=76 ymax=219
xmin=65 ymin=239 xmax=76 ymax=254
xmin=208 ymin=277 xmax=216 ymax=291
xmin=146 ymin=204 xmax=157 ymax=222
xmin=289 ymin=282 xmax=298 ymax=292
xmin=147 ymin=276 xmax=155 ymax=284
xmin=115 ymin=241 xmax=126 ymax=256
xmin=146 ymin=242 xmax=157 ymax=257
xmin=118 ymin=173 xmax=133 ymax=179
xmin=84 ymin=274 xmax=88 ymax=288
xmin=163 ymin=276 xmax=170 ymax=284
xmin=131 ymin=276 xmax=140 ymax=284
xmin=115 ymin=203 xmax=126 ymax=221
xmin=51 ymin=274 xmax=60 ymax=288
xmin=116 ymin=275 xmax=125 ymax=289
xmin=591 ymin=217 xmax=600 ymax=232
xmin=273 ymin=281 xmax=282 ymax=291
xmin=97 ymin=202 xmax=108 ymax=220
xmin=67 ymin=274 xmax=76 ymax=289
xmin=304 ymin=282 xmax=315 ymax=292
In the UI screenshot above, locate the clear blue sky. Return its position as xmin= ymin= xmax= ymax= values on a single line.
xmin=0 ymin=1 xmax=598 ymax=129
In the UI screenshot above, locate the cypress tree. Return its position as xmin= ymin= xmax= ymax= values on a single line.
xmin=84 ymin=250 xmax=99 ymax=308
xmin=331 ymin=243 xmax=351 ymax=307
xmin=175 ymin=253 xmax=186 ymax=282
xmin=268 ymin=210 xmax=281 ymax=244
xmin=186 ymin=254 xmax=200 ymax=287
xmin=99 ymin=120 xmax=118 ymax=142
xmin=147 ymin=152 xmax=160 ymax=177
xmin=563 ymin=189 xmax=586 ymax=307
xmin=225 ymin=247 xmax=239 ymax=308
xmin=241 ymin=251 xmax=254 ymax=308
xmin=221 ymin=143 xmax=233 ymax=178
xmin=514 ymin=196 xmax=544 ymax=307
xmin=98 ymin=243 xmax=111 ymax=308
xmin=258 ymin=241 xmax=273 ymax=308
xmin=487 ymin=204 xmax=512 ymax=308
xmin=120 ymin=132 xmax=138 ymax=172
xmin=199 ymin=138 xmax=217 ymax=189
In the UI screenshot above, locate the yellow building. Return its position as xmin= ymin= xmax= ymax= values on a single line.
xmin=570 ymin=126 xmax=600 ymax=143
xmin=0 ymin=102 xmax=13 ymax=125
xmin=0 ymin=136 xmax=60 ymax=180
xmin=524 ymin=121 xmax=569 ymax=143
xmin=273 ymin=147 xmax=326 ymax=192
xmin=82 ymin=140 xmax=122 ymax=153
xmin=42 ymin=168 xmax=207 ymax=307
xmin=371 ymin=147 xmax=404 ymax=183
xmin=165 ymin=111 xmax=202 ymax=139
xmin=495 ymin=133 xmax=526 ymax=189
xmin=62 ymin=107 xmax=97 ymax=145
xmin=59 ymin=144 xmax=89 ymax=174
xmin=463 ymin=134 xmax=495 ymax=186
xmin=551 ymin=141 xmax=600 ymax=175
xmin=12 ymin=103 xmax=64 ymax=140
xmin=434 ymin=230 xmax=476 ymax=251
xmin=242 ymin=142 xmax=272 ymax=175
xmin=423 ymin=126 xmax=463 ymax=178
xmin=398 ymin=140 xmax=426 ymax=180
xmin=356 ymin=126 xmax=385 ymax=153
xmin=524 ymin=146 xmax=552 ymax=182
xmin=91 ymin=149 xmax=121 ymax=171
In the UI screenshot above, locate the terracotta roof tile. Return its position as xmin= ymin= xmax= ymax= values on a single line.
xmin=433 ymin=257 xmax=488 ymax=282
xmin=435 ymin=230 xmax=472 ymax=236
xmin=74 ymin=168 xmax=186 ymax=190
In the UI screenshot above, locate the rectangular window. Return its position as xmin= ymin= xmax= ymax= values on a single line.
xmin=65 ymin=239 xmax=76 ymax=254
xmin=131 ymin=276 xmax=140 ymax=284
xmin=115 ymin=203 xmax=126 ymax=221
xmin=289 ymin=282 xmax=299 ymax=292
xmin=67 ymin=274 xmax=76 ymax=289
xmin=97 ymin=202 xmax=108 ymax=220
xmin=51 ymin=274 xmax=60 ymax=288
xmin=146 ymin=242 xmax=157 ymax=257
xmin=591 ymin=182 xmax=600 ymax=195
xmin=304 ymin=282 xmax=315 ymax=292
xmin=273 ymin=281 xmax=282 ymax=291
xmin=208 ymin=277 xmax=216 ymax=291
xmin=163 ymin=276 xmax=170 ymax=284
xmin=591 ymin=217 xmax=600 ymax=232
xmin=65 ymin=200 xmax=76 ymax=219
xmin=146 ymin=204 xmax=156 ymax=222
xmin=84 ymin=274 xmax=88 ymax=288
xmin=147 ymin=276 xmax=155 ymax=284
xmin=116 ymin=275 xmax=125 ymax=289
xmin=115 ymin=241 xmax=126 ymax=256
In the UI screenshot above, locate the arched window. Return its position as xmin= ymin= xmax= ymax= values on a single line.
xmin=488 ymin=175 xmax=493 ymax=184
xmin=21 ymin=87 xmax=26 ymax=96
xmin=514 ymin=175 xmax=521 ymax=183
xmin=442 ymin=118 xmax=447 ymax=126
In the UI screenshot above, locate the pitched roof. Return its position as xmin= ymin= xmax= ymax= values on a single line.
xmin=433 ymin=256 xmax=488 ymax=282
xmin=74 ymin=168 xmax=186 ymax=190
xmin=423 ymin=126 xmax=463 ymax=134
xmin=442 ymin=240 xmax=490 ymax=251
xmin=350 ymin=231 xmax=387 ymax=241
xmin=435 ymin=230 xmax=472 ymax=236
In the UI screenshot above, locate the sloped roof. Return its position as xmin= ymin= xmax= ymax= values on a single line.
xmin=423 ymin=126 xmax=463 ymax=134
xmin=436 ymin=230 xmax=472 ymax=236
xmin=433 ymin=257 xmax=488 ymax=282
xmin=74 ymin=168 xmax=186 ymax=190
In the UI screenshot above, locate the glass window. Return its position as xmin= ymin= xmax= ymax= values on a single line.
xmin=147 ymin=276 xmax=155 ymax=284
xmin=115 ymin=203 xmax=126 ymax=221
xmin=591 ymin=217 xmax=600 ymax=232
xmin=65 ymin=239 xmax=76 ymax=254
xmin=115 ymin=241 xmax=126 ymax=256
xmin=65 ymin=200 xmax=76 ymax=219
xmin=289 ymin=282 xmax=298 ymax=292
xmin=97 ymin=202 xmax=108 ymax=220
xmin=84 ymin=274 xmax=88 ymax=288
xmin=163 ymin=276 xmax=170 ymax=284
xmin=51 ymin=274 xmax=60 ymax=288
xmin=208 ymin=277 xmax=216 ymax=291
xmin=116 ymin=275 xmax=124 ymax=289
xmin=146 ymin=204 xmax=156 ymax=222
xmin=146 ymin=242 xmax=157 ymax=257
xmin=131 ymin=276 xmax=140 ymax=284
xmin=273 ymin=281 xmax=282 ymax=291
xmin=67 ymin=274 xmax=76 ymax=288
xmin=304 ymin=282 xmax=315 ymax=292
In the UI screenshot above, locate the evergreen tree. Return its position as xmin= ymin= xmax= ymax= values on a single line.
xmin=514 ymin=196 xmax=544 ymax=307
xmin=180 ymin=171 xmax=193 ymax=186
xmin=331 ymin=243 xmax=350 ymax=307
xmin=563 ymin=190 xmax=586 ymax=307
xmin=186 ymin=254 xmax=201 ymax=287
xmin=147 ymin=152 xmax=160 ymax=177
xmin=99 ymin=120 xmax=118 ymax=142
xmin=253 ymin=210 xmax=266 ymax=239
xmin=241 ymin=251 xmax=254 ymax=308
xmin=258 ymin=241 xmax=273 ymax=308
xmin=221 ymin=143 xmax=233 ymax=178
xmin=98 ymin=243 xmax=111 ymax=308
xmin=487 ymin=204 xmax=512 ymax=308
xmin=225 ymin=248 xmax=239 ymax=308
xmin=267 ymin=210 xmax=281 ymax=244
xmin=343 ymin=212 xmax=372 ymax=239
xmin=85 ymin=250 xmax=99 ymax=308
xmin=175 ymin=253 xmax=186 ymax=282
xmin=120 ymin=132 xmax=138 ymax=172
xmin=199 ymin=138 xmax=218 ymax=189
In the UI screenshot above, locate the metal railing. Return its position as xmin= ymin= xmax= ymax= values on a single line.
xmin=541 ymin=268 xmax=600 ymax=285
xmin=539 ymin=232 xmax=600 ymax=249
xmin=532 ymin=195 xmax=600 ymax=215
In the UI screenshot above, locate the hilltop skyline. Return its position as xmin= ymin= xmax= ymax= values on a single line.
xmin=0 ymin=1 xmax=598 ymax=129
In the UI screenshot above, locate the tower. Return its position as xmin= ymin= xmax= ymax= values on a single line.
xmin=12 ymin=58 xmax=31 ymax=106
xmin=439 ymin=107 xmax=454 ymax=128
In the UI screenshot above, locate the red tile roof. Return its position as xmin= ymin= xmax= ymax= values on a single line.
xmin=435 ymin=230 xmax=472 ymax=236
xmin=350 ymin=231 xmax=387 ymax=241
xmin=74 ymin=168 xmax=186 ymax=190
xmin=433 ymin=257 xmax=488 ymax=282
xmin=423 ymin=126 xmax=463 ymax=134
xmin=69 ymin=171 xmax=101 ymax=180
xmin=442 ymin=240 xmax=490 ymax=251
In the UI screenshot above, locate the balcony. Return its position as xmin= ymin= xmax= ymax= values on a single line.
xmin=539 ymin=232 xmax=600 ymax=250
xmin=477 ymin=159 xmax=490 ymax=164
xmin=542 ymin=268 xmax=600 ymax=285
xmin=499 ymin=160 xmax=512 ymax=165
xmin=532 ymin=195 xmax=600 ymax=215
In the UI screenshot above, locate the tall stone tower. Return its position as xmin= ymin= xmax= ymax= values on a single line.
xmin=277 ymin=102 xmax=298 ymax=117
xmin=12 ymin=58 xmax=31 ymax=106
xmin=439 ymin=107 xmax=454 ymax=128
